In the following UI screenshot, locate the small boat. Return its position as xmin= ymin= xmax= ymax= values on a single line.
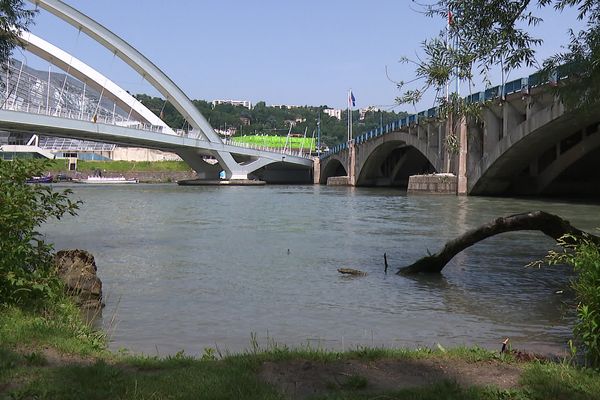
xmin=73 ymin=176 xmax=139 ymax=184
xmin=26 ymin=175 xmax=53 ymax=184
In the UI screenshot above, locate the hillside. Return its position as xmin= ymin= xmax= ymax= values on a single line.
xmin=136 ymin=94 xmax=407 ymax=148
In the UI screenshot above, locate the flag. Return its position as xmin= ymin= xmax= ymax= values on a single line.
xmin=447 ymin=10 xmax=453 ymax=26
xmin=348 ymin=91 xmax=356 ymax=107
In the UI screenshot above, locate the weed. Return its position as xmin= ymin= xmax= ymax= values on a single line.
xmin=23 ymin=351 xmax=48 ymax=366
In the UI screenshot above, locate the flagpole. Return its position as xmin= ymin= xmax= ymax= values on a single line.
xmin=347 ymin=90 xmax=351 ymax=142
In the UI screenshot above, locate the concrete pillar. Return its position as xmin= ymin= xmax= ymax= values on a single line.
xmin=349 ymin=142 xmax=356 ymax=186
xmin=483 ymin=108 xmax=501 ymax=158
xmin=457 ymin=118 xmax=468 ymax=195
xmin=466 ymin=120 xmax=483 ymax=178
xmin=438 ymin=123 xmax=444 ymax=161
xmin=313 ymin=157 xmax=321 ymax=184
xmin=502 ymin=101 xmax=524 ymax=140
xmin=525 ymin=96 xmax=543 ymax=121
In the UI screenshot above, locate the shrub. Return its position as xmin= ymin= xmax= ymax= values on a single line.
xmin=0 ymin=159 xmax=80 ymax=307
xmin=546 ymin=235 xmax=600 ymax=367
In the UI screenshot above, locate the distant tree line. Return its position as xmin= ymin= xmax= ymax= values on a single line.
xmin=135 ymin=94 xmax=406 ymax=148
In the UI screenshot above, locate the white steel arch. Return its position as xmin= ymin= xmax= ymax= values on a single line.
xmin=20 ymin=31 xmax=175 ymax=134
xmin=29 ymin=0 xmax=249 ymax=179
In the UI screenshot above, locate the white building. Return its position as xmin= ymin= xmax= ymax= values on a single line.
xmin=359 ymin=106 xmax=381 ymax=121
xmin=323 ymin=108 xmax=342 ymax=120
xmin=212 ymin=99 xmax=253 ymax=109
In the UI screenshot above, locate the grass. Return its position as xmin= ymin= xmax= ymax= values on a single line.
xmin=45 ymin=159 xmax=191 ymax=173
xmin=2 ymin=305 xmax=600 ymax=399
xmin=232 ymin=134 xmax=315 ymax=150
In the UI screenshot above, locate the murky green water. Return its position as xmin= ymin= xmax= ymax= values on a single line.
xmin=43 ymin=184 xmax=600 ymax=356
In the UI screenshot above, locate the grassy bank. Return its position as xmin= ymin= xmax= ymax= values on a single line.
xmin=2 ymin=305 xmax=600 ymax=400
xmin=46 ymin=160 xmax=192 ymax=173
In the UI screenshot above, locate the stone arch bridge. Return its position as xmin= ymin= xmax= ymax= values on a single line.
xmin=318 ymin=78 xmax=600 ymax=196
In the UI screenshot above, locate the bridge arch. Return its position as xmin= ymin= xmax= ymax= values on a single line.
xmin=320 ymin=155 xmax=348 ymax=183
xmin=469 ymin=100 xmax=600 ymax=196
xmin=355 ymin=141 xmax=436 ymax=187
xmin=354 ymin=131 xmax=441 ymax=187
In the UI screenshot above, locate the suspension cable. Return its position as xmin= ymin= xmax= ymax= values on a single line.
xmin=57 ymin=27 xmax=82 ymax=110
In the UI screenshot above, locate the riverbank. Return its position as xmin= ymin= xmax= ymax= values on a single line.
xmin=2 ymin=304 xmax=599 ymax=400
xmin=46 ymin=160 xmax=198 ymax=183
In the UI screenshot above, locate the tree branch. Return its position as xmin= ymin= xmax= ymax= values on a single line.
xmin=398 ymin=211 xmax=600 ymax=274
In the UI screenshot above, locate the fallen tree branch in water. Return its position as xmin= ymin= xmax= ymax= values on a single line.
xmin=398 ymin=211 xmax=600 ymax=275
xmin=338 ymin=268 xmax=367 ymax=276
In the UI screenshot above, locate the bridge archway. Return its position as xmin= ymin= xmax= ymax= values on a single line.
xmin=356 ymin=141 xmax=436 ymax=187
xmin=320 ymin=156 xmax=348 ymax=183
xmin=469 ymin=107 xmax=600 ymax=196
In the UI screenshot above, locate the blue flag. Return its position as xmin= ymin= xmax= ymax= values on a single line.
xmin=348 ymin=91 xmax=356 ymax=107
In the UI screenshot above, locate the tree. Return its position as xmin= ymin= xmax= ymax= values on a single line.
xmin=396 ymin=1 xmax=599 ymax=173
xmin=0 ymin=159 xmax=79 ymax=307
xmin=0 ymin=0 xmax=37 ymax=65
xmin=398 ymin=1 xmax=600 ymax=111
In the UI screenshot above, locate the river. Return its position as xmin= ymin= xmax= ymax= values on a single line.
xmin=42 ymin=184 xmax=600 ymax=356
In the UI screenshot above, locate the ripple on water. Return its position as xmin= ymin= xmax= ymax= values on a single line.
xmin=41 ymin=184 xmax=598 ymax=355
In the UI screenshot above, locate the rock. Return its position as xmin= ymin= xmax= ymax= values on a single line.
xmin=54 ymin=249 xmax=104 ymax=309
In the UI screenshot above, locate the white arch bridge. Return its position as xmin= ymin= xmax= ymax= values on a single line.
xmin=0 ymin=0 xmax=313 ymax=183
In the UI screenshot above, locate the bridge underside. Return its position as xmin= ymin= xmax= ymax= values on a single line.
xmin=251 ymin=162 xmax=313 ymax=184
xmin=470 ymin=112 xmax=600 ymax=197
xmin=356 ymin=143 xmax=436 ymax=187
xmin=320 ymin=157 xmax=348 ymax=182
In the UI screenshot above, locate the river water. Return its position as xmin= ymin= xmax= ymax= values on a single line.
xmin=43 ymin=184 xmax=600 ymax=356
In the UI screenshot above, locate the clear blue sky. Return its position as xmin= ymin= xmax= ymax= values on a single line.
xmin=20 ymin=0 xmax=584 ymax=112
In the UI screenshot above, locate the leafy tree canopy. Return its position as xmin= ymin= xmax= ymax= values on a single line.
xmin=0 ymin=159 xmax=79 ymax=307
xmin=399 ymin=0 xmax=600 ymax=111
xmin=0 ymin=0 xmax=37 ymax=65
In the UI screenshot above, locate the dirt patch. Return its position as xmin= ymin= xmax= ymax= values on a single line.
xmin=14 ymin=345 xmax=95 ymax=368
xmin=259 ymin=358 xmax=523 ymax=399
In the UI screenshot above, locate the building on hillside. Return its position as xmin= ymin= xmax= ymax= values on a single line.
xmin=211 ymin=99 xmax=252 ymax=109
xmin=240 ymin=116 xmax=251 ymax=126
xmin=271 ymin=104 xmax=299 ymax=110
xmin=323 ymin=108 xmax=342 ymax=120
xmin=359 ymin=106 xmax=381 ymax=121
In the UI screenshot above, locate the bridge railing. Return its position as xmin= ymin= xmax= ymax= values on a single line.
xmin=0 ymin=99 xmax=168 ymax=133
xmin=320 ymin=67 xmax=570 ymax=160
xmin=2 ymin=61 xmax=311 ymax=160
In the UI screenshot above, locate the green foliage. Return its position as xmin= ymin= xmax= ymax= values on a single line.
xmin=0 ymin=0 xmax=37 ymax=66
xmin=0 ymin=159 xmax=80 ymax=307
xmin=543 ymin=2 xmax=600 ymax=112
xmin=135 ymin=94 xmax=406 ymax=147
xmin=401 ymin=1 xmax=600 ymax=112
xmin=544 ymin=235 xmax=600 ymax=367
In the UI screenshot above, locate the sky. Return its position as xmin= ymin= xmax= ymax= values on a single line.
xmin=18 ymin=0 xmax=586 ymax=113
